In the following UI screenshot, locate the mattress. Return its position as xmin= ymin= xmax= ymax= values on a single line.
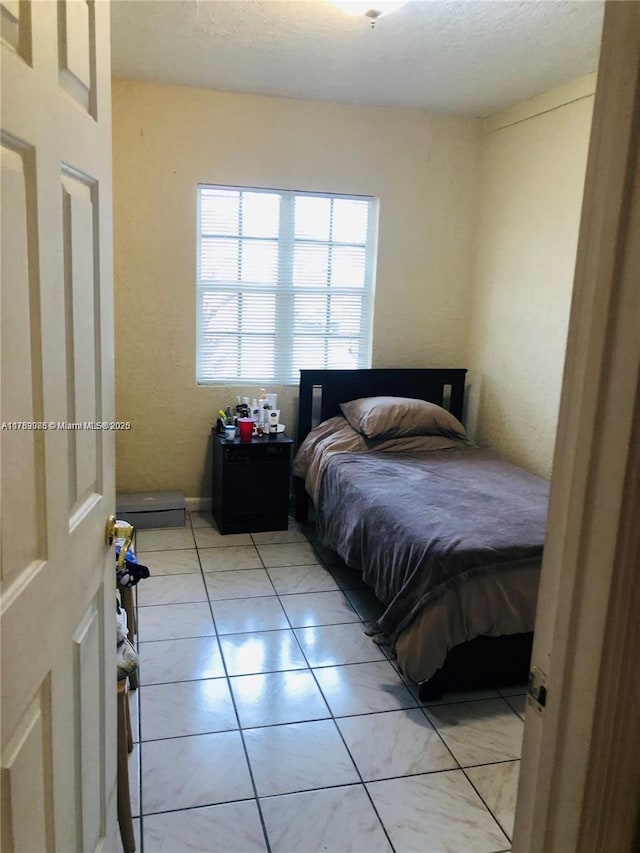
xmin=294 ymin=417 xmax=549 ymax=682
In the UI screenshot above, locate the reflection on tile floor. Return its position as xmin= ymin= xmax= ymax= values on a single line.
xmin=121 ymin=513 xmax=525 ymax=852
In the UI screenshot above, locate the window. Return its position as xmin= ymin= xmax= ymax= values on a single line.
xmin=196 ymin=185 xmax=378 ymax=385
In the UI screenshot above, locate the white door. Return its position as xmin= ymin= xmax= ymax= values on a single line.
xmin=1 ymin=2 xmax=116 ymax=851
xmin=513 ymin=1 xmax=640 ymax=850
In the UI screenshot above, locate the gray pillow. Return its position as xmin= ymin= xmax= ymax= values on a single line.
xmin=339 ymin=396 xmax=466 ymax=440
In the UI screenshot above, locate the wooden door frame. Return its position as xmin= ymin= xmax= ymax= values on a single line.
xmin=513 ymin=2 xmax=640 ymax=850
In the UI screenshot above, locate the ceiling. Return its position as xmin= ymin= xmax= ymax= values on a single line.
xmin=110 ymin=0 xmax=604 ymax=118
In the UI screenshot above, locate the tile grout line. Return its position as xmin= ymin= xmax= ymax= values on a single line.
xmin=271 ymin=519 xmax=521 ymax=845
xmin=194 ymin=525 xmax=274 ymax=853
xmin=287 ymin=561 xmax=468 ymax=853
xmin=312 ymin=558 xmax=471 ymax=777
xmin=272 ymin=532 xmax=510 ymax=850
xmin=460 ymin=763 xmax=516 ymax=847
xmin=136 ymin=519 xmax=266 ymax=849
xmin=136 ymin=515 xmax=522 ymax=849
xmin=419 ymin=695 xmax=524 ymax=777
xmin=204 ymin=520 xmax=396 ymax=845
xmin=277 ymin=533 xmax=520 ymax=847
xmin=265 ymin=558 xmax=398 ymax=853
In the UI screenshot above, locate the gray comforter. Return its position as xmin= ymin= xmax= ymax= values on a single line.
xmin=316 ymin=448 xmax=549 ymax=641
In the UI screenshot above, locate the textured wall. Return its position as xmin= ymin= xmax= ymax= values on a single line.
xmin=112 ymin=79 xmax=479 ymax=498
xmin=467 ymin=78 xmax=595 ymax=479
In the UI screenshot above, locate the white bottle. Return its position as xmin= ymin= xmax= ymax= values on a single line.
xmin=258 ymin=389 xmax=269 ymax=433
xmin=251 ymin=398 xmax=260 ymax=423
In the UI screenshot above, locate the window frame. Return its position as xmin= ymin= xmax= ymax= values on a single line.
xmin=196 ymin=184 xmax=378 ymax=386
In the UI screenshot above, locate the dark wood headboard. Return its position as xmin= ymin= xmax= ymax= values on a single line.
xmin=295 ymin=368 xmax=467 ymax=519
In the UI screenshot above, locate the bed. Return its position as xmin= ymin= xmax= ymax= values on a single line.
xmin=293 ymin=368 xmax=548 ymax=700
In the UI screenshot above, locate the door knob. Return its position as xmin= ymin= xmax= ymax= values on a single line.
xmin=105 ymin=516 xmax=135 ymax=568
xmin=105 ymin=515 xmax=117 ymax=545
xmin=105 ymin=516 xmax=134 ymax=545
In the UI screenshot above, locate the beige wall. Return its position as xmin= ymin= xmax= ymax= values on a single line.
xmin=467 ymin=76 xmax=596 ymax=479
xmin=112 ymin=79 xmax=479 ymax=498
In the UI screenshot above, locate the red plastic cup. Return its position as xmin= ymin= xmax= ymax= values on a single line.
xmin=238 ymin=417 xmax=254 ymax=442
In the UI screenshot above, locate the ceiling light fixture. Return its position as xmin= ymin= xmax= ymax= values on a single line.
xmin=329 ymin=1 xmax=409 ymax=28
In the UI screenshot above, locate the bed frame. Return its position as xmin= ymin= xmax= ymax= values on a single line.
xmin=293 ymin=367 xmax=532 ymax=699
xmin=295 ymin=367 xmax=467 ymax=521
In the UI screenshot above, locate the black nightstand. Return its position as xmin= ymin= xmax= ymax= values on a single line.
xmin=212 ymin=432 xmax=294 ymax=534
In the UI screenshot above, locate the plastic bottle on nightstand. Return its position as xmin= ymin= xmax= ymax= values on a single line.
xmin=258 ymin=388 xmax=269 ymax=434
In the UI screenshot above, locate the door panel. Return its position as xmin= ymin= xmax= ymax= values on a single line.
xmin=1 ymin=140 xmax=46 ymax=590
xmin=1 ymin=679 xmax=54 ymax=853
xmin=1 ymin=2 xmax=116 ymax=850
xmin=73 ymin=599 xmax=106 ymax=852
xmin=0 ymin=0 xmax=32 ymax=63
xmin=58 ymin=0 xmax=93 ymax=112
xmin=59 ymin=0 xmax=91 ymax=85
xmin=61 ymin=170 xmax=102 ymax=523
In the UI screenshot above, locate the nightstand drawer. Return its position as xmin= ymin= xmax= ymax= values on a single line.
xmin=223 ymin=442 xmax=291 ymax=464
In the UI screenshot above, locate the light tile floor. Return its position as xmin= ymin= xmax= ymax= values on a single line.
xmin=121 ymin=512 xmax=526 ymax=853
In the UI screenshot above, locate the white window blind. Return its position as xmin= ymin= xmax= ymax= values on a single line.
xmin=196 ymin=185 xmax=378 ymax=385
